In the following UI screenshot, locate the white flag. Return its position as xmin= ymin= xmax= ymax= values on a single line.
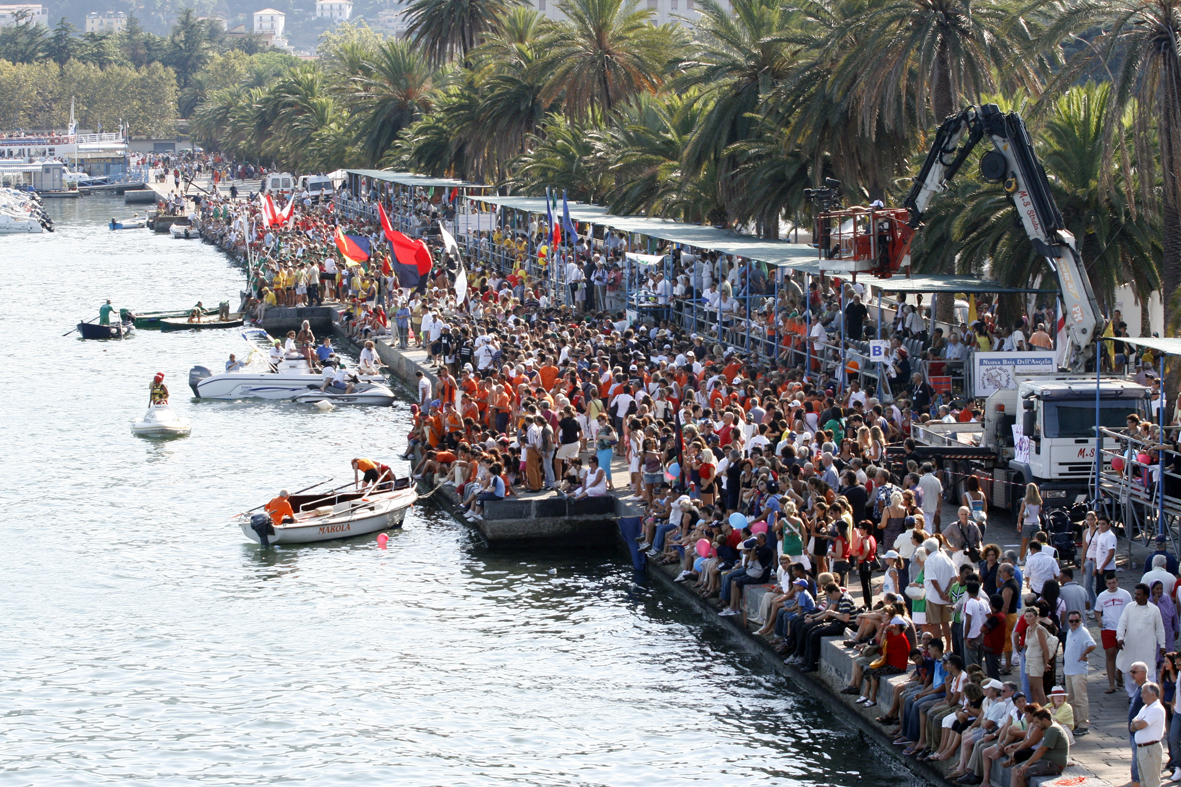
xmin=439 ymin=222 xmax=461 ymax=259
xmin=455 ymin=264 xmax=467 ymax=305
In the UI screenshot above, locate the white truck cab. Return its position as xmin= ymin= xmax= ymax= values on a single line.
xmin=263 ymin=172 xmax=295 ymax=197
xmin=297 ymin=175 xmax=333 ymax=201
xmin=914 ymin=376 xmax=1149 ymax=511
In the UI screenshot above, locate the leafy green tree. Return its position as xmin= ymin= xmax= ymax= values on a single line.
xmin=348 ymin=39 xmax=436 ymax=165
xmin=404 ymin=0 xmax=521 ymax=64
xmin=118 ymin=14 xmax=163 ymax=68
xmin=1044 ymin=0 xmax=1181 ymax=325
xmin=165 ymin=9 xmax=217 ymax=88
xmin=829 ymin=0 xmax=1051 ymax=137
xmin=536 ymin=0 xmax=675 ymax=120
xmin=507 ymin=114 xmax=611 ymax=201
xmin=79 ymin=32 xmax=125 ymax=68
xmin=47 ymin=17 xmax=78 ymax=65
xmin=0 ymin=11 xmax=48 ymax=63
xmin=676 ymin=0 xmax=793 ymax=185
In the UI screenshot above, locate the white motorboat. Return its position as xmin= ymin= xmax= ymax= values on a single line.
xmin=169 ymin=222 xmax=198 ymax=239
xmin=0 ymin=187 xmax=52 ymax=233
xmin=188 ymin=329 xmax=386 ymax=401
xmin=132 ymin=403 xmax=192 ymax=438
xmin=292 ymin=384 xmax=397 ymax=407
xmin=239 ymin=484 xmax=417 ymax=545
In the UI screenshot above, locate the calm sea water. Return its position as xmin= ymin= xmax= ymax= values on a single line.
xmin=0 ymin=196 xmax=909 ymax=786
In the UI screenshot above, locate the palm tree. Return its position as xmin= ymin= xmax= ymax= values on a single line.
xmin=404 ymin=0 xmax=521 ymax=64
xmin=506 ymin=114 xmax=612 ymax=202
xmin=467 ymin=8 xmax=550 ymax=177
xmin=829 ymin=0 xmax=1051 ymax=138
xmin=676 ymin=0 xmax=794 ymax=184
xmin=536 ymin=0 xmax=676 ymax=120
xmin=1043 ymin=0 xmax=1181 ymax=326
xmin=348 ymin=39 xmax=436 ymax=166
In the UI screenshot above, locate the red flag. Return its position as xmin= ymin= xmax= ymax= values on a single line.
xmin=381 ymin=255 xmax=392 ymax=276
xmin=259 ymin=194 xmax=276 ymax=227
xmin=334 ymin=226 xmax=369 ymax=262
xmin=279 ymin=196 xmax=296 ymax=226
xmin=378 ymin=202 xmax=395 ymax=236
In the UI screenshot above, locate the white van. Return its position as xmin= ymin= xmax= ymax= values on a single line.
xmin=263 ymin=172 xmax=295 ymax=197
xmin=298 ymin=174 xmax=334 ymax=202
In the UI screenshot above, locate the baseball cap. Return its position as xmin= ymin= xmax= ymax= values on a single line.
xmin=890 ymin=616 xmax=908 ymax=627
xmin=793 ymin=579 xmax=808 ymax=588
xmin=884 ymin=550 xmax=900 ymax=560
xmin=985 ymin=679 xmax=1005 ymax=690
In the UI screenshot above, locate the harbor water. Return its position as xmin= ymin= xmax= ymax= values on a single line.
xmin=0 ymin=197 xmax=908 ymax=786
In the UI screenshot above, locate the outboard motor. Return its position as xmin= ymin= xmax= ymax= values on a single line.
xmin=189 ymin=365 xmax=212 ymax=397
xmin=249 ymin=513 xmax=275 ymax=547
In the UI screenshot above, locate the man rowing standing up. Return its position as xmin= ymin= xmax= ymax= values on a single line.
xmin=264 ymin=489 xmax=295 ymax=526
xmin=99 ymin=299 xmax=115 ymax=325
xmin=149 ymin=373 xmax=169 ymax=405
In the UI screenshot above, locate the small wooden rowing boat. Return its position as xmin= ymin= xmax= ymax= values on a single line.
xmin=77 ymin=320 xmax=133 ymax=339
xmin=238 ymin=481 xmax=417 ymax=545
xmin=134 ymin=307 xmax=218 ymax=329
xmin=159 ymin=313 xmax=245 ymax=332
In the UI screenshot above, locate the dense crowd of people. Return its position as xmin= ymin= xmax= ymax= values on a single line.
xmin=175 ymin=175 xmax=1181 ymax=787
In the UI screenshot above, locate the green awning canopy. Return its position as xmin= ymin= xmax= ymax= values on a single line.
xmin=1103 ymin=336 xmax=1181 ymax=356
xmin=862 ymin=274 xmax=1057 ymax=295
xmin=344 ymin=169 xmax=488 ymax=189
xmin=477 ymin=195 xmax=817 ymax=267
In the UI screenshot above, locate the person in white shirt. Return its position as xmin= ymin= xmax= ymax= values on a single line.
xmin=1089 ymin=518 xmax=1118 ymax=596
xmin=917 ymin=464 xmax=943 ymax=531
xmin=1025 ymin=541 xmax=1060 ymax=596
xmin=1010 ymin=322 xmax=1028 ymax=351
xmin=922 ymin=537 xmax=956 ymax=646
xmin=1095 ymin=573 xmax=1133 ymax=693
xmin=654 ymin=271 xmax=672 ymax=305
xmin=1142 ymin=554 xmax=1176 ymax=597
xmin=358 ymin=340 xmax=380 ymax=375
xmin=944 ymin=332 xmax=968 ymax=362
xmin=1117 ymin=583 xmax=1166 ymax=693
xmin=1061 ymin=610 xmax=1096 ymax=734
xmin=1131 ymin=681 xmax=1167 ymax=787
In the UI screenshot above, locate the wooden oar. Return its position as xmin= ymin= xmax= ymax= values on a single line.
xmin=234 ymin=477 xmax=335 ymax=517
xmin=63 ymin=317 xmax=97 ymax=337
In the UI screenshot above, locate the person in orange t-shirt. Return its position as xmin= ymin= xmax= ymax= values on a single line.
xmin=264 ymin=490 xmax=295 ymax=526
xmin=538 ymin=357 xmax=560 ymax=391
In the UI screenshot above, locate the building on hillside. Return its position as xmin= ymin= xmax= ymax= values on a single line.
xmin=0 ymin=3 xmax=49 ymax=26
xmin=84 ymin=10 xmax=126 ymax=32
xmin=315 ymin=0 xmax=352 ymax=21
xmin=252 ymin=7 xmax=284 ymax=38
xmin=197 ymin=14 xmax=228 ymax=31
xmin=372 ymin=5 xmax=410 ymax=36
xmin=528 ymin=0 xmax=726 ymax=25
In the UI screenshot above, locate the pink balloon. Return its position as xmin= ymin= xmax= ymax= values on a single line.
xmin=1138 ymin=453 xmax=1152 ymax=464
xmin=376 ymin=533 xmax=389 ymax=549
xmin=1111 ymin=456 xmax=1125 ymax=472
xmin=751 ymin=522 xmax=769 ymax=535
xmin=696 ymin=538 xmax=711 ymax=558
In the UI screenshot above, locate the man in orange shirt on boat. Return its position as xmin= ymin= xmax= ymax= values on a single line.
xmin=264 ymin=490 xmax=295 ymax=526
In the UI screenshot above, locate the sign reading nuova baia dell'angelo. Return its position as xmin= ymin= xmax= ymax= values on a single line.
xmin=972 ymin=352 xmax=1057 ymax=397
